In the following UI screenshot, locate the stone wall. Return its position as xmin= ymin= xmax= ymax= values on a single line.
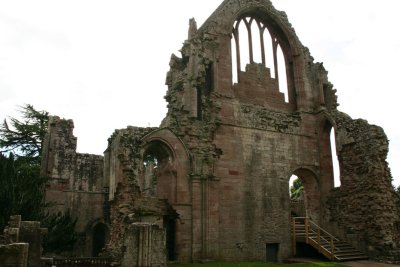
xmin=41 ymin=116 xmax=107 ymax=256
xmin=324 ymin=111 xmax=400 ymax=261
xmin=103 ymin=126 xmax=164 ymax=264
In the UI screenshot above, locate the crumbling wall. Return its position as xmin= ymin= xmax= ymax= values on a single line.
xmin=325 ymin=111 xmax=400 ymax=261
xmin=41 ymin=116 xmax=107 ymax=256
xmin=103 ymin=126 xmax=166 ymax=265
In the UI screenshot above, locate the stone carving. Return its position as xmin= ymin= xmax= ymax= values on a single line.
xmin=237 ymin=104 xmax=301 ymax=133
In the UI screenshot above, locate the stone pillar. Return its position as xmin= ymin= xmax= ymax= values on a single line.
xmin=19 ymin=221 xmax=47 ymax=267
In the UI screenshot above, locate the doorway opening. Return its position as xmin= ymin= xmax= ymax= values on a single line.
xmin=289 ymin=175 xmax=305 ymax=217
xmin=164 ymin=215 xmax=176 ymax=261
xmin=92 ymin=223 xmax=108 ymax=257
xmin=288 ymin=169 xmax=320 ymax=221
xmin=266 ymin=243 xmax=279 ymax=262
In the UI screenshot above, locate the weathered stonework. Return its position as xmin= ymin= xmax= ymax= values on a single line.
xmin=41 ymin=116 xmax=108 ymax=257
xmin=0 ymin=216 xmax=47 ymax=267
xmin=236 ymin=103 xmax=301 ymax=133
xmin=324 ymin=111 xmax=400 ymax=261
xmin=42 ymin=0 xmax=400 ymax=264
xmin=121 ymin=223 xmax=166 ymax=267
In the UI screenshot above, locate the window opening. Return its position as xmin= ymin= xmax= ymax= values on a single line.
xmin=251 ymin=19 xmax=262 ymax=64
xmin=231 ymin=17 xmax=290 ymax=103
xmin=143 ymin=155 xmax=158 ymax=196
xmin=263 ymin=27 xmax=275 ymax=78
xmin=204 ymin=63 xmax=213 ymax=95
xmin=276 ymin=44 xmax=288 ymax=102
xmin=231 ymin=35 xmax=238 ymax=84
xmin=238 ymin=19 xmax=250 ymax=71
xmin=330 ymin=129 xmax=341 ymax=187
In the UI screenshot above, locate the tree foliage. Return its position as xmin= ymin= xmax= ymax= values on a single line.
xmin=0 ymin=153 xmax=47 ymax=229
xmin=0 ymin=104 xmax=49 ymax=230
xmin=290 ymin=177 xmax=304 ymax=200
xmin=42 ymin=210 xmax=78 ymax=254
xmin=0 ymin=104 xmax=49 ymax=160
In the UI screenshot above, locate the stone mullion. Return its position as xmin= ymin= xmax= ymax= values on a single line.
xmin=258 ymin=21 xmax=266 ymax=67
xmin=244 ymin=18 xmax=254 ymax=64
xmin=233 ymin=22 xmax=241 ymax=82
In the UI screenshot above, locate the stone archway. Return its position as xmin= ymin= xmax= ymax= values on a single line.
xmin=291 ymin=168 xmax=320 ymax=222
xmin=140 ymin=128 xmax=191 ymax=262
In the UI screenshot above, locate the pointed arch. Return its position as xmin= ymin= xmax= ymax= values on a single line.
xmin=230 ymin=13 xmax=296 ymax=109
xmin=141 ymin=128 xmax=191 ymax=204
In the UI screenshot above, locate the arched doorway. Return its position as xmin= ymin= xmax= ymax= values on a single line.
xmin=141 ymin=140 xmax=177 ymax=202
xmin=92 ymin=223 xmax=108 ymax=257
xmin=289 ymin=168 xmax=320 ymax=222
xmin=289 ymin=175 xmax=305 ymax=218
xmin=140 ymin=129 xmax=191 ymax=261
xmin=141 ymin=139 xmax=179 ymax=261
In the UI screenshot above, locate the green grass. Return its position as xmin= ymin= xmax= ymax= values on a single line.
xmin=168 ymin=261 xmax=349 ymax=267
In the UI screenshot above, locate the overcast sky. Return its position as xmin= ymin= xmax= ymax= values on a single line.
xmin=1 ymin=0 xmax=399 ymax=186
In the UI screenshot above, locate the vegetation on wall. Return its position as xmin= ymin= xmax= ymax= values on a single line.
xmin=0 ymin=104 xmax=77 ymax=254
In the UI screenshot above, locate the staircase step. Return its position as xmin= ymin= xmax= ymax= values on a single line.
xmin=335 ymin=255 xmax=369 ymax=261
xmin=337 ymin=252 xmax=368 ymax=256
xmin=292 ymin=217 xmax=368 ymax=262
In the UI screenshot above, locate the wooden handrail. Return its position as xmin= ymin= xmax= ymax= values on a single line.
xmin=308 ymin=219 xmax=339 ymax=242
xmin=292 ymin=217 xmax=338 ymax=260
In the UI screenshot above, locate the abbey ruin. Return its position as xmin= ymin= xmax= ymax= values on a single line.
xmin=37 ymin=0 xmax=400 ymax=265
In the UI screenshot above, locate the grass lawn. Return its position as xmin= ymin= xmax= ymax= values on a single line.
xmin=168 ymin=261 xmax=349 ymax=267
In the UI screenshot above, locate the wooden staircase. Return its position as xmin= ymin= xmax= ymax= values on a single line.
xmin=292 ymin=217 xmax=368 ymax=261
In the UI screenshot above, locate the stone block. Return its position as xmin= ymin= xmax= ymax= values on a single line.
xmin=0 ymin=243 xmax=29 ymax=267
